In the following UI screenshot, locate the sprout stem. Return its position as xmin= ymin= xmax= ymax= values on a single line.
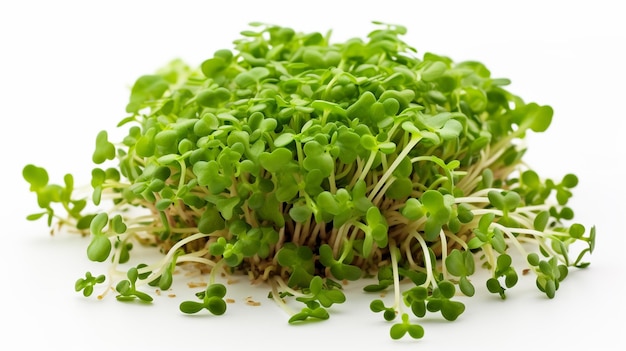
xmin=369 ymin=136 xmax=421 ymax=201
xmin=439 ymin=229 xmax=449 ymax=280
xmin=389 ymin=241 xmax=402 ymax=311
xmin=411 ymin=231 xmax=434 ymax=288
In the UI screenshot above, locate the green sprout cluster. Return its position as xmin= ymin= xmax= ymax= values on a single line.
xmin=23 ymin=22 xmax=595 ymax=340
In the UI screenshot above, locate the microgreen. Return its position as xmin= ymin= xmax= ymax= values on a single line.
xmin=115 ymin=267 xmax=153 ymax=302
xmin=23 ymin=22 xmax=595 ymax=341
xmin=370 ymin=299 xmax=398 ymax=321
xmin=390 ymin=313 xmax=425 ymax=340
xmin=445 ymin=249 xmax=476 ymax=296
xmin=318 ymin=244 xmax=362 ymax=281
xmin=295 ymin=276 xmax=346 ymax=308
xmin=403 ymin=281 xmax=466 ymax=321
xmin=276 ymin=244 xmax=315 ymax=288
xmin=527 ymin=253 xmax=568 ymax=299
xmin=75 ymin=272 xmax=106 ymax=297
xmin=486 ymin=254 xmax=519 ymax=299
xmin=288 ymin=303 xmax=330 ymax=323
xmin=180 ymin=283 xmax=228 ymax=315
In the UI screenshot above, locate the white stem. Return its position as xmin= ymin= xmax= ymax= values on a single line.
xmin=439 ymin=229 xmax=449 ymax=280
xmin=368 ymin=137 xmax=421 ymax=201
xmin=412 ymin=231 xmax=434 ymax=288
xmin=390 ymin=242 xmax=402 ymax=311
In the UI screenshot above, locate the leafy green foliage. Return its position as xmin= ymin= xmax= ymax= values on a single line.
xmin=115 ymin=267 xmax=153 ymax=302
xmin=468 ymin=213 xmax=506 ymax=253
xmin=370 ymin=299 xmax=397 ymax=321
xmin=180 ymin=283 xmax=228 ymax=315
xmin=486 ymin=254 xmax=518 ymax=299
xmin=390 ymin=313 xmax=425 ymax=340
xmin=527 ymin=253 xmax=568 ymax=299
xmin=23 ymin=22 xmax=594 ymax=341
xmin=288 ymin=302 xmax=330 ymax=323
xmin=23 ymin=164 xmax=88 ymax=227
xmin=295 ymin=276 xmax=346 ymax=308
xmin=276 ymin=244 xmax=315 ymax=288
xmin=86 ymin=213 xmax=112 ymax=262
xmin=363 ymin=265 xmax=395 ymax=292
xmin=75 ymin=272 xmax=106 ymax=297
xmin=287 ymin=276 xmax=346 ymax=324
xmin=318 ymin=244 xmax=362 ymax=281
xmin=404 ymin=282 xmax=465 ymax=321
xmin=445 ymin=249 xmax=476 ymax=296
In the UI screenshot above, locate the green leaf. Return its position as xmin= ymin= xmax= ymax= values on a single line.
xmin=126 ymin=75 xmax=169 ymax=113
xmin=87 ymin=235 xmax=111 ymax=262
xmin=437 ymin=280 xmax=456 ymax=299
xmin=235 ymin=67 xmax=270 ymax=87
xmin=438 ymin=119 xmax=463 ymax=140
xmin=198 ymin=207 xmax=225 ymax=234
xmin=440 ymin=300 xmax=465 ymax=321
xmin=311 ymin=100 xmax=347 ymax=117
xmin=196 ymin=87 xmax=231 ymax=107
xmin=534 ymin=211 xmax=550 ymax=231
xmin=401 ymin=198 xmax=424 ymax=221
xmin=503 ymin=191 xmax=521 ymax=210
xmin=527 ymin=253 xmax=540 ymax=266
xmin=421 ymin=61 xmax=447 ymax=81
xmin=135 ymin=128 xmax=157 ymax=157
xmin=421 ymin=190 xmax=451 ymax=240
xmin=386 ymin=177 xmax=413 ymax=199
xmin=488 ymin=190 xmax=505 ymax=210
xmin=496 ymin=253 xmax=512 ymax=271
xmin=445 ymin=249 xmax=474 ymax=277
xmin=369 ymin=299 xmax=387 ymax=313
xmin=193 ymin=160 xmax=232 ymax=194
xmin=569 ymin=223 xmax=585 ymax=239
xmin=319 ymin=244 xmax=362 ymax=281
xmin=274 ymin=133 xmax=295 ymax=147
xmin=561 ymin=173 xmax=578 ymax=188
xmin=259 ymin=148 xmax=293 ymax=173
xmin=459 ymin=276 xmax=475 ymax=297
xmin=26 ymin=212 xmax=47 ymax=221
xmin=346 ymin=91 xmax=376 ymax=120
xmin=360 ymin=134 xmax=378 ymax=151
xmin=390 ymin=313 xmax=424 ymax=340
xmin=23 ymin=164 xmax=49 ymax=191
xmin=303 ymin=141 xmax=334 ymax=177
xmin=486 ymin=278 xmax=504 ymax=296
xmin=90 ymin=212 xmax=108 ymax=235
xmin=288 ymin=306 xmax=329 ymax=323
xmin=289 ymin=204 xmax=313 ymax=223
xmin=206 ymin=296 xmax=227 ymax=315
xmin=111 ymin=214 xmax=127 ymax=234
xmin=92 ymin=131 xmax=116 ymax=164
xmin=179 ymin=301 xmax=205 ymax=314
xmin=316 ymin=192 xmax=340 ymax=215
xmin=276 ymin=244 xmax=315 ymax=288
xmin=158 ymin=269 xmax=173 ymax=290
xmin=511 ymin=102 xmax=553 ymax=133
xmin=201 ymin=57 xmax=228 ymax=78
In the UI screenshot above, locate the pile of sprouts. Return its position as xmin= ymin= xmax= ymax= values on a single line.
xmin=23 ymin=23 xmax=595 ymax=340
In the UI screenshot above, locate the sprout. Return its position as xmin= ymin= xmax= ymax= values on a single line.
xmin=23 ymin=22 xmax=595 ymax=340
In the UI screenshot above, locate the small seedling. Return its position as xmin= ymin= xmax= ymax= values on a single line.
xmin=179 ymin=283 xmax=228 ymax=315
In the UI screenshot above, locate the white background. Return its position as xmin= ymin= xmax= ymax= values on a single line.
xmin=1 ymin=0 xmax=624 ymax=350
